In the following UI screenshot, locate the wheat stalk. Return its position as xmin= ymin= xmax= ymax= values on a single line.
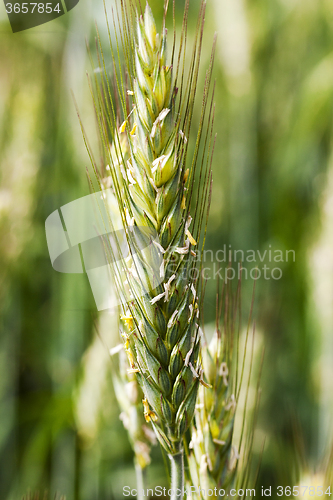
xmin=79 ymin=0 xmax=216 ymax=496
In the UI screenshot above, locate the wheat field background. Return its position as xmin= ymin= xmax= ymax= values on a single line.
xmin=1 ymin=0 xmax=333 ymax=498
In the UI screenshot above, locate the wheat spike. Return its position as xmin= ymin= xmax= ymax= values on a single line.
xmin=87 ymin=2 xmax=215 ymax=458
xmin=188 ymin=334 xmax=238 ymax=495
xmin=187 ymin=281 xmax=258 ymax=499
xmin=113 ymin=4 xmax=202 ymax=456
xmin=82 ymin=0 xmax=216 ymax=495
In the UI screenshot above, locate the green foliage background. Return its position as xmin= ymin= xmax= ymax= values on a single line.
xmin=1 ymin=0 xmax=333 ymax=498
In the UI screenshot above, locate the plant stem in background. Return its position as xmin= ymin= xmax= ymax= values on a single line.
xmin=135 ymin=462 xmax=146 ymax=500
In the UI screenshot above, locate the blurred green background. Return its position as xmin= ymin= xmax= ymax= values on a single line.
xmin=1 ymin=0 xmax=333 ymax=498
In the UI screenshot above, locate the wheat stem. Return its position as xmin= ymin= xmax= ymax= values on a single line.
xmin=135 ymin=462 xmax=146 ymax=500
xmin=169 ymin=449 xmax=185 ymax=500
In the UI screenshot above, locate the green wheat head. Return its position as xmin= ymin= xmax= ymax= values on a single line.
xmin=81 ymin=0 xmax=216 ymax=457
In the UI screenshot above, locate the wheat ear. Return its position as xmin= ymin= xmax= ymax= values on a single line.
xmin=187 ymin=280 xmax=259 ymax=499
xmin=82 ymin=1 xmax=216 ymax=496
xmin=116 ymin=7 xmax=203 ymax=494
xmin=118 ymin=4 xmax=202 ymax=445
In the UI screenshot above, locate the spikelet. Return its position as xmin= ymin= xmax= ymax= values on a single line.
xmin=84 ymin=0 xmax=215 ymax=466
